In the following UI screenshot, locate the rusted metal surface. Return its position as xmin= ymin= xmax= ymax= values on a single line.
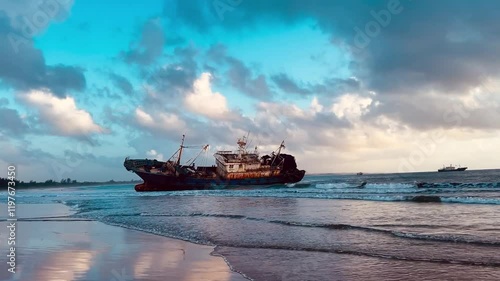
xmin=224 ymin=170 xmax=281 ymax=179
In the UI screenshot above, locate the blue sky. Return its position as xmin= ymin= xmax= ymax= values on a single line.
xmin=1 ymin=0 xmax=500 ymax=181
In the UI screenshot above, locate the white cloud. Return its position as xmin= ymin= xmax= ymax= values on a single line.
xmin=184 ymin=72 xmax=230 ymax=119
xmin=310 ymin=96 xmax=323 ymax=113
xmin=135 ymin=108 xmax=155 ymax=124
xmin=135 ymin=107 xmax=186 ymax=133
xmin=331 ymin=94 xmax=373 ymax=120
xmin=146 ymin=149 xmax=164 ymax=161
xmin=23 ymin=90 xmax=105 ymax=137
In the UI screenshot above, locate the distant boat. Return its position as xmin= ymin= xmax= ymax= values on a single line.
xmin=437 ymin=164 xmax=467 ymax=172
xmin=356 ymin=172 xmax=364 ymax=176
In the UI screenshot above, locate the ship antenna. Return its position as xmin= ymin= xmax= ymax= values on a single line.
xmin=177 ymin=134 xmax=185 ymax=166
xmin=246 ymin=132 xmax=253 ymax=150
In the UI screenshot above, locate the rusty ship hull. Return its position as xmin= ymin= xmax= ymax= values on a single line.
xmin=132 ymin=169 xmax=305 ymax=191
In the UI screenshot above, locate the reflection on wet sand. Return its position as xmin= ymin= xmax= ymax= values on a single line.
xmin=36 ymin=250 xmax=96 ymax=281
xmin=0 ymin=219 xmax=246 ymax=281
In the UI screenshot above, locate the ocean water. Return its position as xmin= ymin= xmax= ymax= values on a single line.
xmin=9 ymin=169 xmax=500 ymax=280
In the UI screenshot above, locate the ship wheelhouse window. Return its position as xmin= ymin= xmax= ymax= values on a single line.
xmin=229 ymin=165 xmax=234 ymax=169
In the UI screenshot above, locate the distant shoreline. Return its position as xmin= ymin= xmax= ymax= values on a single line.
xmin=0 ymin=178 xmax=141 ymax=189
xmin=309 ymin=168 xmax=500 ymax=176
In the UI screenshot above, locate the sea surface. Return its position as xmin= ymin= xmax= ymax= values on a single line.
xmin=8 ymin=169 xmax=500 ymax=280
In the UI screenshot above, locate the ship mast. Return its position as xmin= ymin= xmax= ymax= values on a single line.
xmin=177 ymin=134 xmax=185 ymax=166
xmin=270 ymin=140 xmax=286 ymax=167
xmin=237 ymin=136 xmax=247 ymax=158
xmin=277 ymin=140 xmax=285 ymax=156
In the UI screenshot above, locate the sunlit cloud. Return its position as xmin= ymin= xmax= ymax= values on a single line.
xmin=184 ymin=72 xmax=230 ymax=119
xmin=23 ymin=90 xmax=105 ymax=137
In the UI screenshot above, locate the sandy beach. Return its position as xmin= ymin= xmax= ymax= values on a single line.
xmin=0 ymin=204 xmax=247 ymax=281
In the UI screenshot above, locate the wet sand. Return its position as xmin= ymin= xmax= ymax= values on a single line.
xmin=0 ymin=204 xmax=247 ymax=281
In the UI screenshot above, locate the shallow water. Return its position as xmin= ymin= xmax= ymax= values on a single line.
xmin=5 ymin=169 xmax=500 ymax=280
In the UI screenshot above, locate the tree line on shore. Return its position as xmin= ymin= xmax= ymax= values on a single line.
xmin=1 ymin=177 xmax=140 ymax=188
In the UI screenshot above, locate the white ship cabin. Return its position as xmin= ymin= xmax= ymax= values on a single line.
xmin=213 ymin=137 xmax=273 ymax=176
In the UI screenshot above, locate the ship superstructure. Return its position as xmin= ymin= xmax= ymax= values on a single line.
xmin=438 ymin=164 xmax=468 ymax=172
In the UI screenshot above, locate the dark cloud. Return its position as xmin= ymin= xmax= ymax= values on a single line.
xmin=143 ymin=45 xmax=199 ymax=100
xmin=122 ymin=18 xmax=166 ymax=65
xmin=45 ymin=65 xmax=86 ymax=96
xmin=314 ymin=77 xmax=361 ymax=96
xmin=148 ymin=63 xmax=195 ymax=92
xmin=0 ymin=12 xmax=86 ymax=97
xmin=169 ymin=0 xmax=500 ymax=95
xmin=109 ymin=73 xmax=133 ymax=96
xmin=168 ymin=0 xmax=500 ymax=130
xmin=271 ymin=73 xmax=311 ymax=95
xmin=226 ymin=57 xmax=272 ymax=99
xmin=0 ymin=107 xmax=30 ymax=136
xmin=165 ymin=0 xmax=371 ymax=34
xmin=358 ymin=1 xmax=500 ymax=96
xmin=271 ymin=73 xmax=360 ymax=97
xmin=207 ymin=44 xmax=272 ymax=99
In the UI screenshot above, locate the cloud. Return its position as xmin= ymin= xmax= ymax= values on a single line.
xmin=146 ymin=149 xmax=164 ymax=161
xmin=44 ymin=65 xmax=86 ymax=96
xmin=122 ymin=18 xmax=166 ymax=65
xmin=331 ymin=94 xmax=373 ymax=121
xmin=149 ymin=63 xmax=194 ymax=91
xmin=355 ymin=1 xmax=500 ymax=96
xmin=206 ymin=44 xmax=272 ymax=99
xmin=254 ymin=96 xmax=351 ymax=147
xmin=271 ymin=73 xmax=311 ymax=95
xmin=184 ymin=72 xmax=230 ymax=119
xmin=0 ymin=7 xmax=85 ymax=97
xmin=144 ymin=45 xmax=199 ymax=100
xmin=169 ymin=0 xmax=500 ymax=99
xmin=0 ymin=107 xmax=30 ymax=136
xmin=365 ymin=89 xmax=500 ymax=130
xmin=271 ymin=73 xmax=361 ymax=97
xmin=134 ymin=107 xmax=186 ymax=134
xmin=22 ymin=90 xmax=105 ymax=137
xmin=109 ymin=73 xmax=133 ymax=96
xmin=113 ymin=0 xmax=500 ymax=149
xmin=226 ymin=57 xmax=272 ymax=99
